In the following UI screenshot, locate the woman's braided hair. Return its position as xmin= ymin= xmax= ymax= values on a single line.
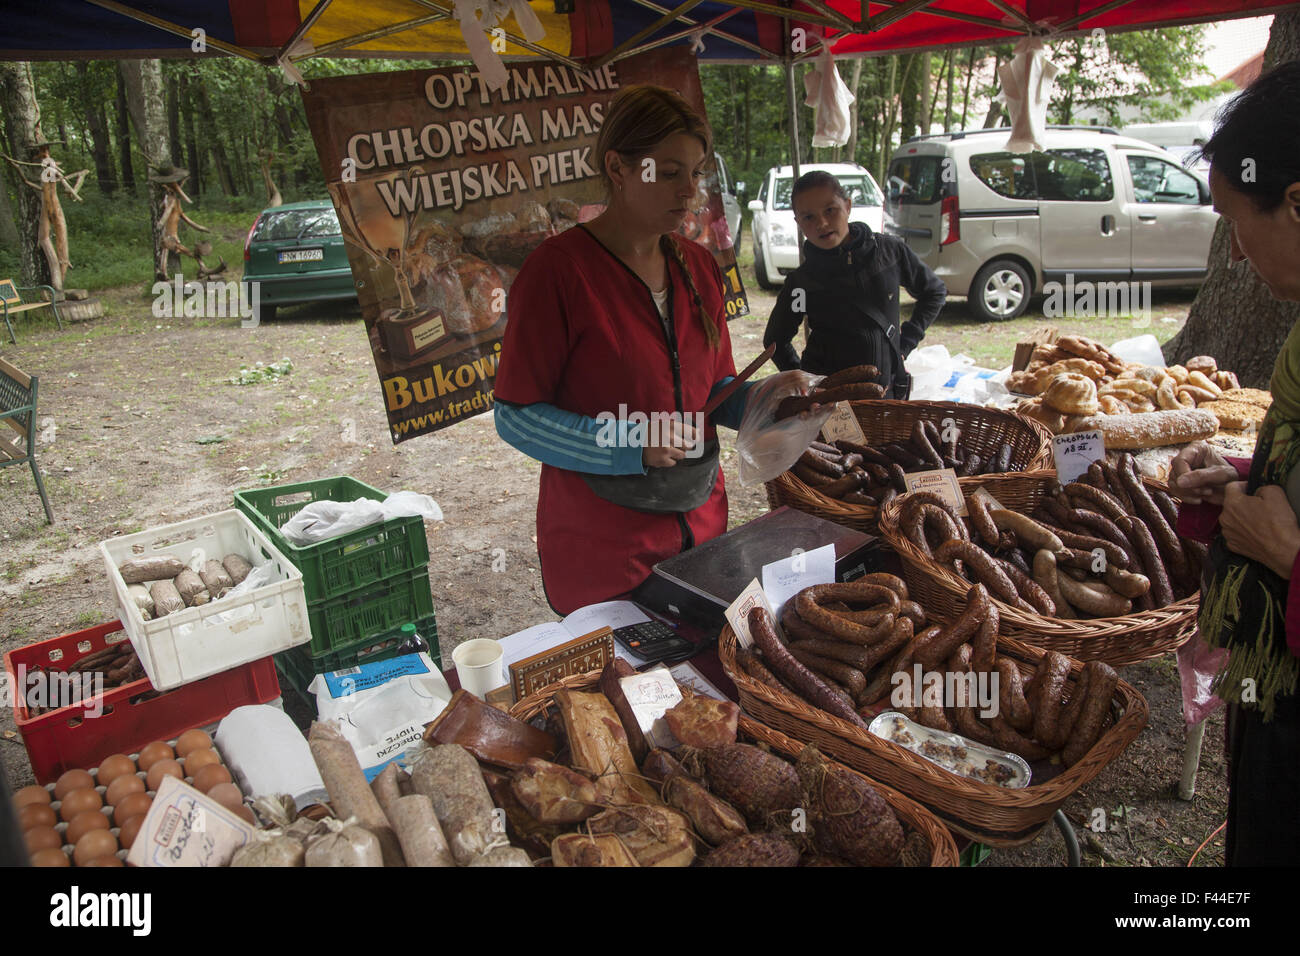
xmin=597 ymin=84 xmax=721 ymax=349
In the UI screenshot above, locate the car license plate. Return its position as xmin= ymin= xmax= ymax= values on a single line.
xmin=278 ymin=248 xmax=324 ymax=263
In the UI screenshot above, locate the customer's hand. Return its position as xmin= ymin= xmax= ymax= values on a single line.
xmin=1221 ymin=482 xmax=1300 ymax=578
xmin=643 ymin=417 xmax=698 ymax=468
xmin=1168 ymin=441 xmax=1238 ymax=506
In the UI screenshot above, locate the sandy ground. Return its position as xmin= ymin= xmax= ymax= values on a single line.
xmin=0 ymin=247 xmax=1226 ymax=866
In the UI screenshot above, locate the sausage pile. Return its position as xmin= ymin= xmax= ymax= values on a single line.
xmin=897 ymin=587 xmax=1118 ymax=767
xmin=741 ymin=583 xmax=1118 ymax=768
xmin=896 ymin=454 xmax=1202 ymax=619
xmin=774 ymin=364 xmax=886 ymax=420
xmin=789 ymin=419 xmax=1020 ymax=505
xmin=23 ymin=643 xmax=147 ymax=718
xmin=741 ymin=574 xmax=922 ymax=728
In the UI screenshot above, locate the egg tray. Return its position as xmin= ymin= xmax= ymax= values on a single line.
xmin=18 ymin=732 xmax=248 ymax=867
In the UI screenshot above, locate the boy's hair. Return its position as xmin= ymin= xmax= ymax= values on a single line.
xmin=1200 ymin=60 xmax=1300 ymax=213
xmin=791 ymin=170 xmax=849 ymax=205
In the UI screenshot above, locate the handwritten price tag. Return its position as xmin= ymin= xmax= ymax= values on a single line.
xmin=903 ymin=468 xmax=967 ymax=516
xmin=819 ymin=402 xmax=865 ymax=445
xmin=725 ymin=579 xmax=781 ymax=650
xmin=1052 ymin=430 xmax=1106 ymax=484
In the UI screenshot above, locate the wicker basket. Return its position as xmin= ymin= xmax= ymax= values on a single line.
xmin=877 ymin=470 xmax=1199 ymax=665
xmin=765 ymin=400 xmax=1054 ymax=533
xmin=719 ymin=625 xmax=1148 ymax=847
xmin=509 ymin=672 xmax=960 ymax=867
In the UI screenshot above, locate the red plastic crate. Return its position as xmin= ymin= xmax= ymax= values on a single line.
xmin=4 ymin=620 xmax=281 ymax=784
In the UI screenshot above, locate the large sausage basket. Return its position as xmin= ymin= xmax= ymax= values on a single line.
xmin=877 ymin=471 xmax=1199 ymax=665
xmin=510 ymin=671 xmax=960 ymax=867
xmin=719 ymin=627 xmax=1147 ymax=846
xmin=764 ymin=400 xmax=1054 ymax=534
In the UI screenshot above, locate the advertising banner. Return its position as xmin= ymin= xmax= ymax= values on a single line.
xmin=301 ymin=47 xmax=747 ymax=443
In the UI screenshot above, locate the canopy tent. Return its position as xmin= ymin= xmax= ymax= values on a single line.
xmin=4 ymin=0 xmax=1297 ymax=65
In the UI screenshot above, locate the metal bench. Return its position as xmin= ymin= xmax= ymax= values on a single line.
xmin=0 ymin=356 xmax=53 ymax=523
xmin=2 ymin=278 xmax=63 ymax=344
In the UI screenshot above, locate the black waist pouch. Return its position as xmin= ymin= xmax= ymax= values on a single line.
xmin=580 ymin=439 xmax=720 ymax=513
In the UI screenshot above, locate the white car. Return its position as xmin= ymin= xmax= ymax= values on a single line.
xmin=747 ymin=162 xmax=886 ymax=289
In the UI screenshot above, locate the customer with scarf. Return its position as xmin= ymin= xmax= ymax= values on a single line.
xmin=1168 ymin=61 xmax=1300 ymax=867
xmin=763 ymin=170 xmax=946 ymax=398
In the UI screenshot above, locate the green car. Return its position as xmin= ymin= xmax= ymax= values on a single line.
xmin=241 ymin=200 xmax=357 ymax=322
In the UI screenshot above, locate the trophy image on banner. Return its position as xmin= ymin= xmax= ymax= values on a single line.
xmin=331 ymin=170 xmax=455 ymax=366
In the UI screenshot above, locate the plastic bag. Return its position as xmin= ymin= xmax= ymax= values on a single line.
xmin=903 ymin=344 xmax=957 ymax=400
xmin=736 ymin=370 xmax=832 ymax=485
xmin=280 ymin=491 xmax=443 ymax=545
xmin=1177 ymin=629 xmax=1228 ymax=726
xmin=1107 ymin=334 xmax=1165 ymax=368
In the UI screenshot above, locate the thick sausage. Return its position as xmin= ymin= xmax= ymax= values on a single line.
xmin=970 ymin=596 xmax=1000 ymax=675
xmin=1029 ymin=653 xmax=1072 ymax=750
xmin=817 ymin=364 xmax=880 ymax=390
xmin=967 ymin=493 xmax=1002 ymax=547
xmin=995 ymin=557 xmax=1056 ymax=615
xmin=933 ymin=540 xmax=1024 ymax=608
xmin=883 ymin=443 xmax=925 ymax=470
xmin=787 ymin=646 xmax=867 ymax=697
xmin=748 ymin=607 xmax=869 ymax=729
xmin=793 ymin=463 xmax=835 ymax=486
xmin=990 ymin=510 xmax=1065 ymax=553
xmin=1065 ymin=481 xmax=1129 ymax=523
xmin=911 ymin=419 xmax=945 ymax=469
xmin=1056 ymin=572 xmax=1132 ymax=617
xmin=915 ymin=585 xmax=989 ymax=668
xmin=388 ymin=794 xmax=456 ymax=867
xmin=1103 ymin=564 xmax=1151 ymax=599
xmin=1119 ymin=515 xmax=1173 ymax=606
xmin=798 ymin=450 xmax=844 ymax=478
xmin=786 ymin=638 xmax=875 ymax=671
xmin=989 ymin=714 xmax=1053 ymax=761
xmin=1062 ymin=662 xmax=1118 ymax=766
xmin=309 ymin=721 xmax=406 ymax=867
xmin=1116 ymin=455 xmax=1189 ymax=586
xmin=947 ymin=645 xmax=998 ymax=745
xmin=995 ymin=658 xmax=1034 ymax=732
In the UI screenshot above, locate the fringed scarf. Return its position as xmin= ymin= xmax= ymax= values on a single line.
xmin=1200 ymin=321 xmax=1300 ymax=721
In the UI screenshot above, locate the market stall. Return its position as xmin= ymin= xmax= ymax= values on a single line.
xmin=3 ymin=0 xmax=1293 ymax=874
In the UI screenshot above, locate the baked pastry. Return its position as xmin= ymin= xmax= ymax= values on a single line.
xmin=1070 ymin=409 xmax=1218 ymax=449
xmin=1218 ymin=387 xmax=1272 ymax=409
xmin=1098 ymin=395 xmax=1129 ymax=415
xmin=1032 ymin=358 xmax=1108 ymax=390
xmin=1006 ymin=370 xmax=1041 ymax=395
xmin=1044 ymin=373 xmax=1100 ymax=415
xmin=1185 ymin=355 xmax=1218 ymax=376
xmin=1018 ymin=398 xmax=1068 ymax=434
xmin=1213 ymin=370 xmax=1240 ymax=391
xmin=1201 ymin=399 xmax=1267 ymax=431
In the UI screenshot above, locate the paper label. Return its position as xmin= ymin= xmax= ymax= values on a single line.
xmin=1052 ymin=430 xmax=1106 ymax=485
xmin=903 ymin=468 xmax=968 ymax=516
xmin=724 ymin=578 xmax=780 ymax=650
xmin=760 ymin=543 xmax=835 ymax=619
xmin=820 ymin=402 xmax=866 ymax=444
xmin=619 ymin=665 xmax=682 ymax=749
xmin=126 ymin=776 xmax=257 ymax=867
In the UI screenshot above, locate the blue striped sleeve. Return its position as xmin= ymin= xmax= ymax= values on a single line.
xmin=707 ymin=377 xmax=756 ymax=432
xmin=494 ymin=400 xmax=647 ymax=476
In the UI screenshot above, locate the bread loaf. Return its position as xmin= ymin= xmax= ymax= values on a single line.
xmin=1071 ymin=409 xmax=1218 ymax=449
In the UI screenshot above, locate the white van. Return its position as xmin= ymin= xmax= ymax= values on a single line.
xmin=884 ymin=126 xmax=1219 ymax=321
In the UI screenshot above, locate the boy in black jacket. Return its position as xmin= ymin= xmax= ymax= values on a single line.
xmin=763 ymin=171 xmax=947 ymax=398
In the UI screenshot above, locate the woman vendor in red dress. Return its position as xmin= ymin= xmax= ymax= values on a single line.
xmin=494 ymin=85 xmax=805 ymax=614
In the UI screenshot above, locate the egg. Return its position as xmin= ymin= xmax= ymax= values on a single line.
xmin=191 ymin=763 xmax=232 ymax=794
xmin=54 ymin=769 xmax=95 ymax=800
xmin=146 ymin=758 xmax=184 ymax=792
xmin=206 ymin=782 xmax=244 ymax=811
xmin=118 ymin=814 xmax=146 ymax=850
xmin=106 ymin=772 xmax=145 ymax=807
xmin=82 ymin=855 xmax=124 ymax=867
xmin=19 ymin=802 xmax=57 ymax=831
xmin=175 ymin=728 xmax=212 ymax=757
xmin=14 ymin=785 xmax=52 ymax=809
xmin=233 ymin=805 xmax=256 ymax=825
xmin=74 ymin=829 xmax=118 ymax=866
xmin=97 ymin=754 xmax=136 ymax=787
xmin=30 ymin=847 xmax=71 ymax=867
xmin=59 ymin=787 xmax=103 ymax=822
xmin=66 ymin=809 xmax=111 ymax=845
xmin=182 ymin=747 xmax=222 ymax=777
xmin=137 ymin=741 xmax=174 ymax=772
xmin=24 ymin=826 xmax=64 ymax=854
xmin=114 ymin=791 xmax=152 ymax=827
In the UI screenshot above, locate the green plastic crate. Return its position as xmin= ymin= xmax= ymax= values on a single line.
xmin=234 ymin=477 xmax=430 ymax=606
xmin=276 ymin=612 xmax=440 ymax=703
xmin=305 ymin=565 xmax=435 ymax=659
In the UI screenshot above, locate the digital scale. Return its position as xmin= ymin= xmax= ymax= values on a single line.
xmin=632 ymin=506 xmax=884 ymax=633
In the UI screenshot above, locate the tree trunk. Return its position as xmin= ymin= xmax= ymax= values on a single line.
xmin=119 ymin=59 xmax=172 ymax=280
xmin=0 ymin=167 xmax=20 ymax=248
xmin=266 ymin=72 xmax=296 ymax=147
xmin=166 ymin=70 xmax=182 ymax=166
xmin=983 ymin=53 xmax=1004 ymax=128
xmin=1162 ymin=10 xmax=1300 ymax=388
xmin=743 ymin=69 xmax=751 ymax=169
xmin=76 ymin=62 xmax=117 ymax=195
xmin=918 ymin=53 xmax=932 ymax=136
xmin=960 ymin=47 xmax=977 ymax=129
xmin=195 ymin=81 xmax=236 ymax=196
xmin=114 ymin=70 xmax=135 ymax=195
xmin=943 ymin=48 xmax=956 ymax=132
xmin=0 ymin=61 xmax=50 ymax=286
xmin=183 ymin=74 xmax=202 ymax=198
xmin=842 ymin=58 xmax=863 ymax=163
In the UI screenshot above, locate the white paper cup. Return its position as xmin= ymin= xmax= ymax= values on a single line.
xmin=451 ymin=638 xmax=506 ymax=699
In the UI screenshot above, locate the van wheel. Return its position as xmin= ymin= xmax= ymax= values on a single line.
xmin=971 ymin=260 xmax=1031 ymax=322
xmin=753 ymin=240 xmax=777 ymax=291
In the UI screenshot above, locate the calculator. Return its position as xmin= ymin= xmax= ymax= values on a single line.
xmin=611 ymin=620 xmax=696 ymax=664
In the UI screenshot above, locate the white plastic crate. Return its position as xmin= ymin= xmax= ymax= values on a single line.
xmin=99 ymin=510 xmax=310 ymax=691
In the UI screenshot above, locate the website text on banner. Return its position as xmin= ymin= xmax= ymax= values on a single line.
xmin=300 ymin=48 xmax=748 ymax=443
